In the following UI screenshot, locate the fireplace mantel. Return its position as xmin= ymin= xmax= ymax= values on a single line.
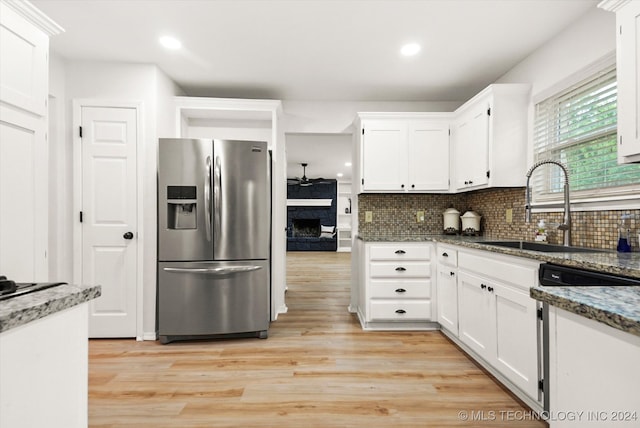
xmin=286 ymin=199 xmax=332 ymax=207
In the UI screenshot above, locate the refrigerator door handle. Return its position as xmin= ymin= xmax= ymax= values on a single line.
xmin=213 ymin=155 xmax=222 ymax=246
xmin=204 ymin=156 xmax=212 ymax=242
xmin=163 ymin=266 xmax=263 ymax=275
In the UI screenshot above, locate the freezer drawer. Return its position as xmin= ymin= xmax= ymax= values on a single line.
xmin=158 ymin=260 xmax=270 ymax=342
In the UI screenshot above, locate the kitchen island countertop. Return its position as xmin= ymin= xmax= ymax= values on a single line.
xmin=0 ymin=284 xmax=101 ymax=333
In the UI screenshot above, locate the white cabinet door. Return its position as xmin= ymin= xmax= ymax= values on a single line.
xmin=362 ymin=121 xmax=407 ymax=191
xmin=0 ymin=2 xmax=48 ymax=116
xmin=454 ymin=102 xmax=489 ymax=190
xmin=457 ymin=271 xmax=494 ymax=359
xmin=408 ymin=121 xmax=450 ymax=191
xmin=616 ymin=1 xmax=640 ymax=163
xmin=436 ymin=265 xmax=458 ymax=335
xmin=493 ymin=281 xmax=539 ymax=401
xmin=0 ymin=107 xmax=47 ymax=282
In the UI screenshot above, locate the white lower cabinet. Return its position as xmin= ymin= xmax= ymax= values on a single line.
xmin=437 ymin=244 xmax=542 ymax=410
xmin=436 ymin=245 xmax=458 ymax=335
xmin=548 ymin=306 xmax=640 ymax=428
xmin=357 ymin=242 xmax=436 ymax=329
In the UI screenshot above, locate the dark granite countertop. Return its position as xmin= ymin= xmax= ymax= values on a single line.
xmin=358 ymin=234 xmax=640 ymax=336
xmin=531 ymin=285 xmax=640 ymax=337
xmin=0 ymin=284 xmax=101 ymax=333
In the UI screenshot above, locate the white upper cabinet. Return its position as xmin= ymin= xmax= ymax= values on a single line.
xmin=452 ymin=84 xmax=531 ymax=192
xmin=354 ymin=113 xmax=451 ymax=193
xmin=0 ymin=1 xmax=59 ymax=116
xmin=0 ymin=1 xmax=62 ymax=282
xmin=600 ymin=0 xmax=640 ymax=164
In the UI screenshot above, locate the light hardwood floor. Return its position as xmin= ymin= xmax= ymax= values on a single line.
xmin=89 ymin=252 xmax=547 ymax=427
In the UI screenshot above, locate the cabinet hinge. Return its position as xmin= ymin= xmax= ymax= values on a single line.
xmin=79 ymin=126 xmax=83 ymax=138
xmin=486 ymin=170 xmax=490 ymax=179
xmin=361 ymin=178 xmax=364 ymax=185
xmin=79 ymin=211 xmax=83 ymax=223
xmin=362 ymin=128 xmax=365 ymax=135
xmin=620 ymin=135 xmax=623 ymax=145
xmin=538 ymin=379 xmax=544 ymax=392
xmin=487 ymin=107 xmax=491 ymax=116
xmin=448 ymin=128 xmax=451 ymax=136
xmin=537 ymin=308 xmax=543 ymax=320
xmin=619 ymin=25 xmax=622 ymax=35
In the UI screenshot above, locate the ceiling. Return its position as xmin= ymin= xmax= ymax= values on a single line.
xmin=33 ymin=0 xmax=599 ymax=181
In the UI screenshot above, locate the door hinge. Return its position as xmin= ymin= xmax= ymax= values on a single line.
xmin=487 ymin=107 xmax=491 ymax=116
xmin=538 ymin=379 xmax=544 ymax=392
xmin=79 ymin=211 xmax=83 ymax=223
xmin=537 ymin=307 xmax=543 ymax=320
xmin=361 ymin=178 xmax=364 ymax=185
xmin=79 ymin=126 xmax=83 ymax=138
xmin=620 ymin=135 xmax=623 ymax=145
xmin=486 ymin=170 xmax=490 ymax=179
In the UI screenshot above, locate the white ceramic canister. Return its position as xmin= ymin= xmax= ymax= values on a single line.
xmin=443 ymin=207 xmax=461 ymax=233
xmin=461 ymin=210 xmax=482 ymax=233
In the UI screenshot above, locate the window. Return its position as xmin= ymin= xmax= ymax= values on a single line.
xmin=532 ymin=65 xmax=640 ymax=202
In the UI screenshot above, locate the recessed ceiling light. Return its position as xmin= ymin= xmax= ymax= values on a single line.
xmin=345 ymin=162 xmax=352 ymax=167
xmin=400 ymin=43 xmax=421 ymax=57
xmin=159 ymin=36 xmax=182 ymax=50
xmin=337 ymin=173 xmax=344 ymax=178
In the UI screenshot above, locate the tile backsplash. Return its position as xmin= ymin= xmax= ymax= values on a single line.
xmin=358 ymin=188 xmax=639 ymax=251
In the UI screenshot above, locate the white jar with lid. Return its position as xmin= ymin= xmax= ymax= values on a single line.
xmin=443 ymin=207 xmax=460 ymax=234
xmin=461 ymin=210 xmax=481 ymax=234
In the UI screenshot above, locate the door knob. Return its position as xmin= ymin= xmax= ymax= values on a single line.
xmin=123 ymin=232 xmax=134 ymax=240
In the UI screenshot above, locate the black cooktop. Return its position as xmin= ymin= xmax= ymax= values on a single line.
xmin=0 ymin=276 xmax=67 ymax=301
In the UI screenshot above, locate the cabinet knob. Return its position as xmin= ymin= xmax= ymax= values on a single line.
xmin=411 ymin=184 xmax=415 ymax=188
xmin=442 ymin=252 xmax=448 ymax=257
xmin=395 ymin=250 xmax=406 ymax=254
xmin=395 ymin=288 xmax=407 ymax=293
xmin=123 ymin=231 xmax=134 ymax=240
xmin=450 ymin=271 xmax=455 ymax=276
xmin=488 ymin=286 xmax=494 ymax=293
xmin=468 ymin=180 xmax=473 ymax=185
xmin=401 ymin=184 xmax=405 ymax=189
xmin=480 ymin=284 xmax=487 ymax=290
xmin=395 ymin=309 xmax=406 ymax=314
xmin=464 ymin=181 xmax=469 ymax=185
xmin=395 ymin=267 xmax=407 ymax=272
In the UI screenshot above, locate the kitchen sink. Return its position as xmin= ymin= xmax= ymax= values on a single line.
xmin=481 ymin=241 xmax=604 ymax=253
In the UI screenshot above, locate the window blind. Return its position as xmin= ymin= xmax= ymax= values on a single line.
xmin=532 ymin=66 xmax=640 ymax=201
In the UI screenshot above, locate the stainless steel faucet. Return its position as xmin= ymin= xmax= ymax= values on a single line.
xmin=525 ymin=160 xmax=571 ymax=246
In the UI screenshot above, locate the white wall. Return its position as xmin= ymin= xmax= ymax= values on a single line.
xmin=496 ymin=7 xmax=616 ymax=169
xmin=497 ymin=8 xmax=615 ymax=97
xmin=282 ymin=100 xmax=462 ymax=134
xmin=51 ymin=60 xmax=182 ymax=338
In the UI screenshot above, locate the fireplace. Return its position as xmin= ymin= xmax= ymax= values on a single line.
xmin=292 ymin=219 xmax=320 ymax=238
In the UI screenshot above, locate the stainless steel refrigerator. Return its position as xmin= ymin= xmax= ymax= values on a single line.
xmin=157 ymin=138 xmax=270 ymax=344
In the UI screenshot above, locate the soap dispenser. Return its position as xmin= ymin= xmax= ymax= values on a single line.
xmin=617 ymin=214 xmax=632 ymax=253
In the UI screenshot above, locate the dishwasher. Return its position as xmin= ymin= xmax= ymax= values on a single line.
xmin=537 ymin=263 xmax=640 ymax=412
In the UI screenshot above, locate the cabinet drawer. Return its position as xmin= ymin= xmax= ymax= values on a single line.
xmin=369 ymin=245 xmax=430 ymax=261
xmin=369 ymin=280 xmax=431 ymax=298
xmin=437 ymin=247 xmax=458 ymax=267
xmin=369 ymin=300 xmax=432 ymax=321
xmin=369 ymin=262 xmax=431 ymax=278
xmin=458 ymin=251 xmax=537 ymax=292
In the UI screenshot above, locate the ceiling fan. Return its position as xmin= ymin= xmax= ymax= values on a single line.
xmin=287 ymin=163 xmax=332 ymax=186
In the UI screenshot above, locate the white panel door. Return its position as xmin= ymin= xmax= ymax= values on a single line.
xmin=362 ymin=120 xmax=408 ymax=191
xmin=81 ymin=106 xmax=137 ymax=338
xmin=0 ymin=106 xmax=47 ymax=281
xmin=408 ymin=121 xmax=450 ymax=191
